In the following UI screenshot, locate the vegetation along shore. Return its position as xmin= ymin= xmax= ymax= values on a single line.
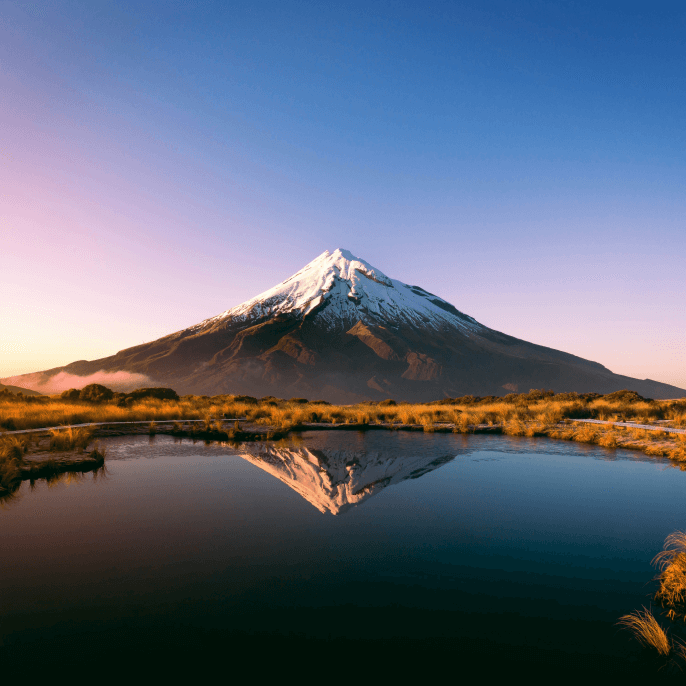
xmin=2 ymin=384 xmax=686 ymax=502
xmin=619 ymin=531 xmax=686 ymax=673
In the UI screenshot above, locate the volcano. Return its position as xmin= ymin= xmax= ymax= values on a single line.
xmin=5 ymin=249 xmax=684 ymax=401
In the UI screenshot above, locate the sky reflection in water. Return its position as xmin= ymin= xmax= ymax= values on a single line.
xmin=2 ymin=431 xmax=683 ymax=665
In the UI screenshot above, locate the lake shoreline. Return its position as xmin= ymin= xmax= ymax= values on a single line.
xmin=2 ymin=415 xmax=684 ymax=501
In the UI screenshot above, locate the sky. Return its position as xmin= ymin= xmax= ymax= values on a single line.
xmin=1 ymin=0 xmax=684 ymax=388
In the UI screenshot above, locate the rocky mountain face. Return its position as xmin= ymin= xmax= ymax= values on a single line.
xmin=4 ymin=249 xmax=684 ymax=401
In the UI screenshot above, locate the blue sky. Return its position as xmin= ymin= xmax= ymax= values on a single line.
xmin=1 ymin=1 xmax=684 ymax=387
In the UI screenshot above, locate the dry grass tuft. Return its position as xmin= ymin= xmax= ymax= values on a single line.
xmin=88 ymin=445 xmax=107 ymax=462
xmin=0 ymin=435 xmax=29 ymax=460
xmin=617 ymin=607 xmax=671 ymax=655
xmin=653 ymin=532 xmax=686 ymax=621
xmin=503 ymin=419 xmax=528 ymax=436
xmin=49 ymin=426 xmax=93 ymax=452
xmin=572 ymin=424 xmax=599 ymax=444
xmin=0 ymin=435 xmax=29 ymax=496
xmin=598 ymin=431 xmax=619 ymax=448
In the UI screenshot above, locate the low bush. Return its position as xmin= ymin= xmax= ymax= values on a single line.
xmin=127 ymin=387 xmax=180 ymax=402
xmin=79 ymin=384 xmax=114 ymax=403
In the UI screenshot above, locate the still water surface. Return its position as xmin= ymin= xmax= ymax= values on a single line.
xmin=2 ymin=432 xmax=684 ymax=673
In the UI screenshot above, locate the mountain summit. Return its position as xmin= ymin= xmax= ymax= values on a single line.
xmin=5 ymin=249 xmax=685 ymax=401
xmin=194 ymin=248 xmax=480 ymax=335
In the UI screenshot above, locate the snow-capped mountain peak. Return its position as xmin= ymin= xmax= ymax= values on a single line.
xmin=197 ymin=248 xmax=480 ymax=332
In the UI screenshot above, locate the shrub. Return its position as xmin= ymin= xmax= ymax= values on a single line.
xmin=61 ymin=388 xmax=81 ymax=401
xmin=126 ymin=387 xmax=179 ymax=402
xmin=79 ymin=384 xmax=114 ymax=403
xmin=603 ymin=389 xmax=652 ymax=404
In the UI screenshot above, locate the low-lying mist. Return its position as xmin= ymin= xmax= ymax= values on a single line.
xmin=0 ymin=370 xmax=153 ymax=394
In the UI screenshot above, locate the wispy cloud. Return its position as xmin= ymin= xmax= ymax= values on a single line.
xmin=1 ymin=370 xmax=153 ymax=394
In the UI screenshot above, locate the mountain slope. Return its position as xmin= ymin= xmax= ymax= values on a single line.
xmin=0 ymin=383 xmax=42 ymax=396
xmin=4 ymin=249 xmax=684 ymax=401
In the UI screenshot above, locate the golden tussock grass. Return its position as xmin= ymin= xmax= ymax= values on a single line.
xmin=619 ymin=531 xmax=686 ymax=666
xmin=653 ymin=532 xmax=686 ymax=621
xmin=0 ymin=435 xmax=29 ymax=494
xmin=2 ymin=391 xmax=686 ymax=464
xmin=617 ymin=607 xmax=671 ymax=656
xmin=0 ymin=435 xmax=29 ymax=460
xmin=49 ymin=426 xmax=93 ymax=452
xmin=570 ymin=424 xmax=599 ymax=444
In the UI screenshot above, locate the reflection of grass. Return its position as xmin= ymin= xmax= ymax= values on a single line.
xmin=618 ymin=607 xmax=671 ymax=656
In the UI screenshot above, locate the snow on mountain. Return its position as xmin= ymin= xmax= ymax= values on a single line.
xmin=194 ymin=248 xmax=481 ymax=333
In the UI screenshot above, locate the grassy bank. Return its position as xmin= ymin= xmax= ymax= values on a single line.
xmin=2 ymin=387 xmax=686 ymax=463
xmin=0 ymin=428 xmax=106 ymax=503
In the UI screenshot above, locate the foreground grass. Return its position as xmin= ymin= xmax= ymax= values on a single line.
xmin=654 ymin=532 xmax=686 ymax=622
xmin=618 ymin=608 xmax=671 ymax=656
xmin=618 ymin=531 xmax=686 ymax=671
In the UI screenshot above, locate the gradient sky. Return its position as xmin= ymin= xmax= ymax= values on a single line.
xmin=2 ymin=1 xmax=685 ymax=388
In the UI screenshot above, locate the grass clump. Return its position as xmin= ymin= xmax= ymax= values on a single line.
xmin=0 ymin=435 xmax=29 ymax=460
xmin=618 ymin=607 xmax=671 ymax=656
xmin=618 ymin=531 xmax=686 ymax=670
xmin=653 ymin=532 xmax=686 ymax=621
xmin=0 ymin=435 xmax=29 ymax=496
xmin=49 ymin=426 xmax=93 ymax=452
xmin=87 ymin=445 xmax=107 ymax=462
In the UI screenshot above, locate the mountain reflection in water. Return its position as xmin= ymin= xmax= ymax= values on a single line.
xmin=239 ymin=444 xmax=456 ymax=514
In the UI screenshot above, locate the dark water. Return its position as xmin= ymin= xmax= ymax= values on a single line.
xmin=2 ymin=432 xmax=684 ymax=675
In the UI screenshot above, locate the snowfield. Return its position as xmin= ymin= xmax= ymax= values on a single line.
xmin=191 ymin=248 xmax=482 ymax=333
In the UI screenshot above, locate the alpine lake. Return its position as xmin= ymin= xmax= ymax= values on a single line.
xmin=2 ymin=430 xmax=684 ymax=676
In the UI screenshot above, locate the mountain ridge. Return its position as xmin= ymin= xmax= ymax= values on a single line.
xmin=4 ymin=249 xmax=685 ymax=401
